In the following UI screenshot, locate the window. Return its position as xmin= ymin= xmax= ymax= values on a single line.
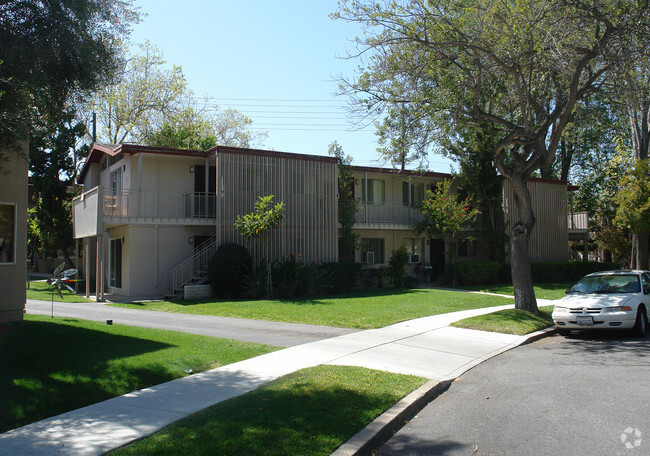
xmin=458 ymin=238 xmax=477 ymax=257
xmin=361 ymin=238 xmax=384 ymax=264
xmin=109 ymin=238 xmax=122 ymax=288
xmin=0 ymin=203 xmax=16 ymax=264
xmin=361 ymin=179 xmax=385 ymax=204
xmin=402 ymin=182 xmax=425 ymax=205
xmin=403 ymin=238 xmax=424 ymax=263
xmin=110 ymin=169 xmax=122 ymax=196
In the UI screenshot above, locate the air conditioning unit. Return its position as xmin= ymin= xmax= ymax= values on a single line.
xmin=409 ymin=254 xmax=420 ymax=264
xmin=364 ymin=251 xmax=375 ymax=264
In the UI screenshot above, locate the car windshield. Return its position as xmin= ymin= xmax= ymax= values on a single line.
xmin=571 ymin=274 xmax=640 ymax=294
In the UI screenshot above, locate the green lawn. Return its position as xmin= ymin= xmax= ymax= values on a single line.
xmin=451 ymin=305 xmax=555 ymax=335
xmin=111 ymin=288 xmax=515 ymax=329
xmin=462 ymin=283 xmax=573 ymax=300
xmin=0 ymin=315 xmax=278 ymax=433
xmin=26 ymin=279 xmax=91 ymax=303
xmin=110 ymin=365 xmax=426 ymax=456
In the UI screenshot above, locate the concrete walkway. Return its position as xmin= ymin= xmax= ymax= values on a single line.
xmin=0 ymin=302 xmax=554 ymax=456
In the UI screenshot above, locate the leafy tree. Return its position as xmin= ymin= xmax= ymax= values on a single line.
xmin=0 ymin=0 xmax=138 ymax=166
xmin=29 ymin=111 xmax=87 ymax=267
xmin=328 ymin=141 xmax=358 ymax=262
xmin=84 ymin=41 xmax=187 ymax=144
xmin=234 ymin=195 xmax=286 ymax=298
xmin=388 ymin=245 xmax=409 ymax=288
xmin=614 ymin=159 xmax=650 ymax=241
xmin=334 ymin=0 xmax=650 ymax=313
xmin=415 ymin=180 xmax=479 ymax=287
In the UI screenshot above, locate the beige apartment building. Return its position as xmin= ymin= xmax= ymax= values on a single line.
xmin=73 ymin=144 xmax=338 ymax=299
xmin=73 ymin=143 xmax=575 ymax=299
xmin=0 ymin=142 xmax=28 ymax=323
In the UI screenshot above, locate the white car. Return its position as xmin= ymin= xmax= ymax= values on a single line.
xmin=552 ymin=270 xmax=649 ymax=337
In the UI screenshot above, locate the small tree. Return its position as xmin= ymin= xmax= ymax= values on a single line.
xmin=388 ymin=246 xmax=409 ymax=288
xmin=233 ymin=195 xmax=285 ymax=298
xmin=415 ymin=180 xmax=479 ymax=287
xmin=614 ymin=159 xmax=650 ymax=266
xmin=328 ymin=141 xmax=358 ymax=262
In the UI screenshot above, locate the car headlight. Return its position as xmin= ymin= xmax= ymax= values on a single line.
xmin=603 ymin=306 xmax=633 ymax=312
xmin=552 ymin=306 xmax=567 ymax=313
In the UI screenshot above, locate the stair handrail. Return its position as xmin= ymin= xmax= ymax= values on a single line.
xmin=169 ymin=236 xmax=218 ymax=294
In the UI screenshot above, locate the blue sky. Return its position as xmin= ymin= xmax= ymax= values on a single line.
xmin=129 ymin=0 xmax=455 ymax=172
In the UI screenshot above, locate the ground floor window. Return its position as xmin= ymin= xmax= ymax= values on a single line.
xmin=403 ymin=238 xmax=424 ymax=263
xmin=109 ymin=238 xmax=123 ymax=288
xmin=0 ymin=203 xmax=16 ymax=264
xmin=361 ymin=238 xmax=384 ymax=264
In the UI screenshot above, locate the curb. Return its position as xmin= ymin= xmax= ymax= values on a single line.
xmin=331 ymin=326 xmax=557 ymax=456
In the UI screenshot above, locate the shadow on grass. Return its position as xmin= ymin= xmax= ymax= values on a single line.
xmin=136 ymin=288 xmax=431 ymax=308
xmin=112 ymin=373 xmax=416 ymax=456
xmin=0 ymin=320 xmax=175 ymax=433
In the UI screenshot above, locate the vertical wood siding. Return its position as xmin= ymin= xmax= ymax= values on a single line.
xmin=502 ymin=180 xmax=568 ymax=262
xmin=216 ymin=152 xmax=338 ymax=264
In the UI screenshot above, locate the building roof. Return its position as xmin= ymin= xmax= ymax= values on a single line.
xmin=78 ymin=143 xmax=338 ymax=183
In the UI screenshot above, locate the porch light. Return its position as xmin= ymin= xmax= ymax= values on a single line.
xmin=188 ymin=236 xmax=193 ymax=244
xmin=189 ymin=165 xmax=195 ymax=173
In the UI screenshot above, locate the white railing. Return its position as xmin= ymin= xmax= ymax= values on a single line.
xmin=169 ymin=236 xmax=218 ymax=295
xmin=100 ymin=188 xmax=217 ymax=220
xmin=350 ymin=203 xmax=424 ymax=225
xmin=568 ymin=211 xmax=588 ymax=231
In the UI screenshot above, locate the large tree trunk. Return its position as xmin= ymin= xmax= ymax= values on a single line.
xmin=507 ymin=174 xmax=539 ymax=314
xmin=634 ymin=231 xmax=649 ymax=269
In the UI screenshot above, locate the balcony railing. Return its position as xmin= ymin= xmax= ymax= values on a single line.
xmin=101 ymin=189 xmax=216 ymax=220
xmin=347 ymin=202 xmax=424 ymax=225
xmin=568 ymin=211 xmax=588 ymax=231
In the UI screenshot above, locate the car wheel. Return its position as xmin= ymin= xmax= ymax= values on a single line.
xmin=557 ymin=328 xmax=571 ymax=337
xmin=631 ymin=307 xmax=647 ymax=337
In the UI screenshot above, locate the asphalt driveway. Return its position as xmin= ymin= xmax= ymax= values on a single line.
xmin=377 ymin=331 xmax=650 ymax=456
xmin=25 ymin=299 xmax=357 ymax=347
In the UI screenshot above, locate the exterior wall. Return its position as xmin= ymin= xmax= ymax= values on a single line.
xmin=216 ymin=151 xmax=338 ymax=264
xmin=0 ymin=141 xmax=28 ymax=323
xmin=502 ymin=179 xmax=569 ymax=262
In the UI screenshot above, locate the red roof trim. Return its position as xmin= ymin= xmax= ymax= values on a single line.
xmin=207 ymin=145 xmax=338 ymax=163
xmin=350 ymin=165 xmax=452 ymax=179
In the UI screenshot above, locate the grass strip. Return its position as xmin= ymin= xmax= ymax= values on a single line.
xmin=460 ymin=283 xmax=572 ymax=300
xmin=111 ymin=288 xmax=514 ymax=329
xmin=451 ymin=305 xmax=555 ymax=335
xmin=0 ymin=315 xmax=278 ymax=433
xmin=26 ymin=279 xmax=91 ymax=303
xmin=110 ymin=365 xmax=426 ymax=456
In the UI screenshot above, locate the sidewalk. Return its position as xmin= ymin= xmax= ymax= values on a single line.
xmin=0 ymin=302 xmax=553 ymax=456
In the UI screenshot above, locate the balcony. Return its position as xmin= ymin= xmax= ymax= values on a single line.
xmin=74 ymin=187 xmax=216 ymax=237
xmin=344 ymin=202 xmax=424 ymax=228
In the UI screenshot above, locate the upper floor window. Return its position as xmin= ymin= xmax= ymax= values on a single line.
xmin=0 ymin=203 xmax=16 ymax=264
xmin=362 ymin=179 xmax=385 ymax=204
xmin=402 ymin=182 xmax=425 ymax=205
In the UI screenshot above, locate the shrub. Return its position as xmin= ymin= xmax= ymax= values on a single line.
xmin=388 ymin=246 xmax=409 ymax=288
xmin=530 ymin=261 xmax=621 ymax=283
xmin=240 ymin=260 xmax=267 ymax=299
xmin=208 ymin=243 xmax=252 ymax=298
xmin=272 ymin=254 xmax=314 ymax=299
xmin=454 ymin=261 xmax=506 ymax=286
xmin=319 ymin=262 xmax=361 ymax=292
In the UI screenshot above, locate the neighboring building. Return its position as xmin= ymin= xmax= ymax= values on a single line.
xmin=73 ymin=144 xmax=338 ymax=299
xmin=347 ymin=167 xmax=572 ymax=281
xmin=0 ymin=141 xmax=28 ymax=323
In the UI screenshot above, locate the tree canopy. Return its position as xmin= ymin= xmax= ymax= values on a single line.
xmin=335 ymin=0 xmax=650 ymax=312
xmin=0 ymin=0 xmax=139 ymax=154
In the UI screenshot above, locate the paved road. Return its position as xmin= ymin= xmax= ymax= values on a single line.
xmin=25 ymin=300 xmax=357 ymax=347
xmin=378 ymin=331 xmax=650 ymax=456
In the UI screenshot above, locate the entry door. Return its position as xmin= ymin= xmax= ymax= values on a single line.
xmin=429 ymin=239 xmax=445 ymax=280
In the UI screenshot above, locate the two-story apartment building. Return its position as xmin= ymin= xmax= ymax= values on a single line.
xmin=73 ymin=143 xmax=338 ymax=299
xmin=73 ymin=143 xmax=574 ymax=299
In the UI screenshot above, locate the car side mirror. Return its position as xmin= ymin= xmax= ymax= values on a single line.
xmin=644 ymin=287 xmax=650 ymax=295
xmin=565 ymin=289 xmax=571 ymax=294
